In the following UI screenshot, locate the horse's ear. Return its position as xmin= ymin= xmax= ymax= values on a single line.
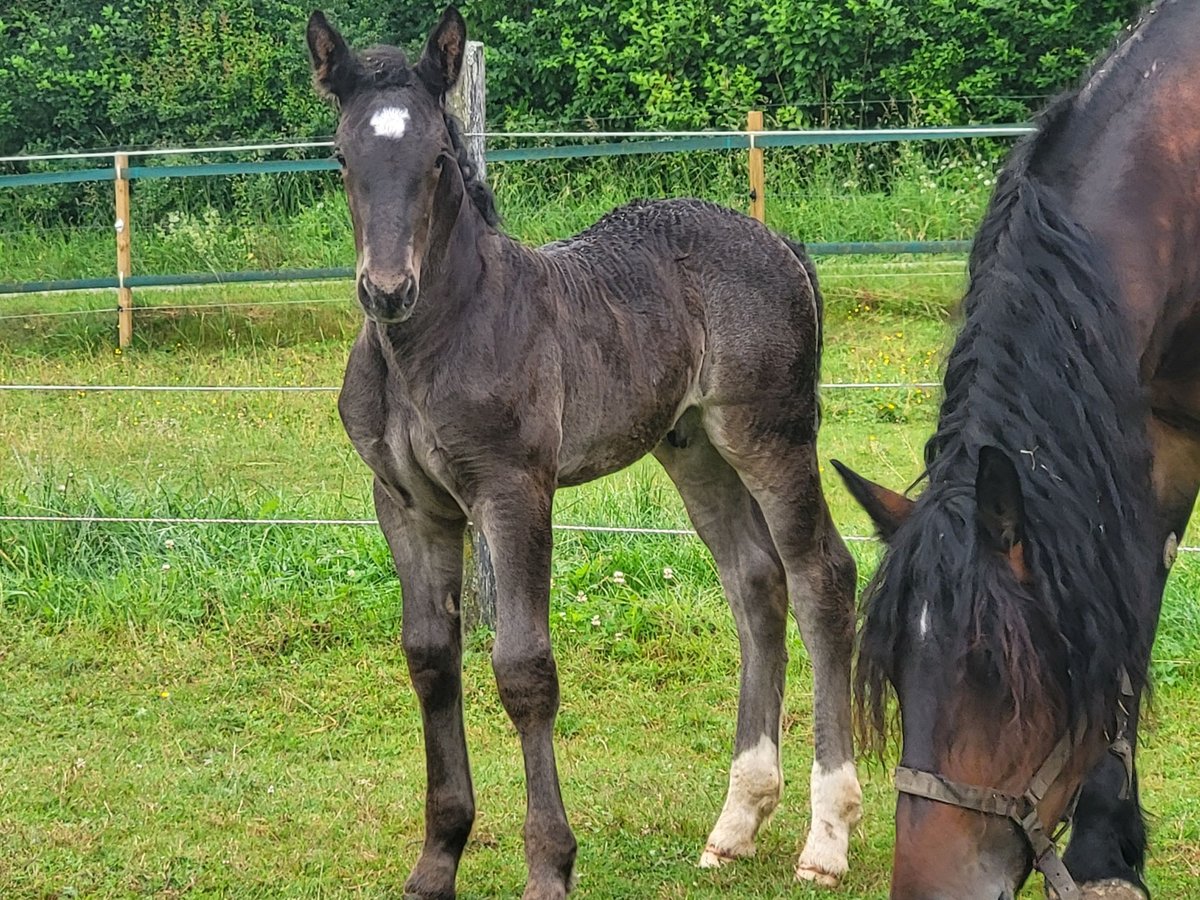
xmin=831 ymin=459 xmax=914 ymax=541
xmin=307 ymin=11 xmax=356 ymax=102
xmin=975 ymin=445 xmax=1026 ymax=553
xmin=417 ymin=6 xmax=467 ymax=96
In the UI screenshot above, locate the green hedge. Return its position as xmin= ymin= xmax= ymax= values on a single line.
xmin=1 ymin=0 xmax=1143 ymax=154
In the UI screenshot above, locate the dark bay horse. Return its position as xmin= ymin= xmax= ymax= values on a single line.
xmin=834 ymin=1 xmax=1200 ymax=896
xmin=307 ymin=7 xmax=861 ymax=897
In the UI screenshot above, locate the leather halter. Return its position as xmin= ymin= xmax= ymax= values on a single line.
xmin=892 ymin=668 xmax=1135 ymax=899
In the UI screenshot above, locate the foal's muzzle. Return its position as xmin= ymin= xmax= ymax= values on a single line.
xmin=358 ymin=270 xmax=419 ymax=323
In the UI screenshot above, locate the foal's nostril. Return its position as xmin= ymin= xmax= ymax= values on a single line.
xmin=398 ymin=275 xmax=418 ymax=309
xmin=357 ymin=271 xmax=419 ymax=320
xmin=357 ymin=274 xmax=377 ymax=308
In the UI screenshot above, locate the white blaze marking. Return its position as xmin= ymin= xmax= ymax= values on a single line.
xmin=919 ymin=600 xmax=930 ymax=638
xmin=796 ymin=759 xmax=862 ymax=887
xmin=699 ymin=733 xmax=781 ymax=867
xmin=370 ymin=106 xmax=410 ymax=140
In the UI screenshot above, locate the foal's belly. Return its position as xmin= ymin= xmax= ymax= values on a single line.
xmin=555 ymin=363 xmax=700 ymax=488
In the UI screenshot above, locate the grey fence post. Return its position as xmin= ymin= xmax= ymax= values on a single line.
xmin=446 ymin=41 xmax=496 ymax=633
xmin=447 ymin=40 xmax=486 ymax=181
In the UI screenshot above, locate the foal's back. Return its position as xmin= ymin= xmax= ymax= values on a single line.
xmin=499 ymin=198 xmax=823 ymax=485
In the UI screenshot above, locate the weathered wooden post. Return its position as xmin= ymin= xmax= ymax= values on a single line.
xmin=114 ymin=153 xmax=134 ymax=348
xmin=747 ymin=110 xmax=765 ymax=224
xmin=447 ymin=40 xmax=486 ymax=181
xmin=447 ymin=41 xmax=497 ymax=632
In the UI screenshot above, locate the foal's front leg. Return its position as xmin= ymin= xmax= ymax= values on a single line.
xmin=475 ymin=476 xmax=577 ymax=900
xmin=373 ymin=480 xmax=474 ymax=900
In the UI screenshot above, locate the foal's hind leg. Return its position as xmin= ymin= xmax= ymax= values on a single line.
xmin=373 ymin=480 xmax=475 ymax=900
xmin=707 ymin=411 xmax=862 ymax=887
xmin=654 ymin=419 xmax=790 ymax=868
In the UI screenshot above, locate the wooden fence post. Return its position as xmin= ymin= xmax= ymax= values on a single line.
xmin=747 ymin=110 xmax=765 ymax=224
xmin=447 ymin=40 xmax=497 ymax=633
xmin=447 ymin=41 xmax=487 ymax=181
xmin=114 ymin=153 xmax=134 ymax=348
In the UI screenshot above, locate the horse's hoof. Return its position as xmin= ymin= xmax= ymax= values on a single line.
xmin=403 ymin=856 xmax=457 ymax=900
xmin=521 ymin=882 xmax=569 ymax=900
xmin=699 ymin=842 xmax=751 ymax=868
xmin=403 ymin=889 xmax=454 ymax=900
xmin=795 ymin=864 xmax=841 ymax=889
xmin=1048 ymin=880 xmax=1148 ymax=900
xmin=1080 ymin=881 xmax=1148 ymax=900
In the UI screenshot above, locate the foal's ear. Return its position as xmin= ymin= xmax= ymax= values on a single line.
xmin=975 ymin=445 xmax=1026 ymax=553
xmin=830 ymin=459 xmax=914 ymax=541
xmin=417 ymin=6 xmax=467 ymax=96
xmin=307 ymin=11 xmax=356 ymax=102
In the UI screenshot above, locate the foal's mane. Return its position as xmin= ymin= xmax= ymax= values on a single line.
xmin=353 ymin=44 xmax=499 ymax=226
xmin=855 ymin=15 xmax=1163 ymax=752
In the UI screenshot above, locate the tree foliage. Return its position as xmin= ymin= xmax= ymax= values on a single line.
xmin=0 ymin=0 xmax=1144 ymax=154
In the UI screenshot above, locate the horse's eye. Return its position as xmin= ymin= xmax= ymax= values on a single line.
xmin=433 ymin=156 xmax=445 ymax=172
xmin=333 ymin=150 xmax=346 ymax=168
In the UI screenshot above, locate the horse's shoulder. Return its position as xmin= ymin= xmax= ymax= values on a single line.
xmin=339 ymin=325 xmax=391 ymax=439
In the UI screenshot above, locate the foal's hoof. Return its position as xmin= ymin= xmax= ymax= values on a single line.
xmin=403 ymin=888 xmax=454 ymax=900
xmin=520 ymin=880 xmax=569 ymax=900
xmin=699 ymin=842 xmax=752 ymax=868
xmin=403 ymin=856 xmax=457 ymax=900
xmin=794 ymin=863 xmax=842 ymax=889
xmin=1049 ymin=880 xmax=1148 ymax=900
xmin=520 ymin=862 xmax=577 ymax=900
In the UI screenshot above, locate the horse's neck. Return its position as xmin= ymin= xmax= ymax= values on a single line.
xmin=374 ymin=192 xmax=491 ymax=379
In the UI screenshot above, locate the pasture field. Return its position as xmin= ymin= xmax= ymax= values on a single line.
xmin=3 ymin=263 xmax=1199 ymax=893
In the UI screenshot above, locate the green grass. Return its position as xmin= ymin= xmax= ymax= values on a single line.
xmin=2 ymin=184 xmax=1199 ymax=896
xmin=0 ymin=143 xmax=995 ymax=285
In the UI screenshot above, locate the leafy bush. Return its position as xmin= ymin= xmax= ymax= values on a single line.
xmin=1 ymin=0 xmax=1146 ymax=151
xmin=469 ymin=0 xmax=1143 ymax=129
xmin=0 ymin=0 xmax=1143 ymax=226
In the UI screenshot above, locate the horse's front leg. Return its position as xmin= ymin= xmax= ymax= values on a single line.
xmin=1061 ymin=701 xmax=1148 ymax=899
xmin=1063 ymin=418 xmax=1200 ymax=898
xmin=373 ymin=479 xmax=473 ymax=900
xmin=476 ymin=474 xmax=577 ymax=900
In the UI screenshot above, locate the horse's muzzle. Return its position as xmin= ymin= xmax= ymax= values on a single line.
xmin=358 ymin=270 xmax=419 ymax=323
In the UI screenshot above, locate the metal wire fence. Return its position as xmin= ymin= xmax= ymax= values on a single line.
xmin=6 ymin=125 xmax=1189 ymax=552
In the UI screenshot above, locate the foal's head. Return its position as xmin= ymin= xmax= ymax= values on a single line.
xmin=307 ymin=7 xmax=496 ymax=324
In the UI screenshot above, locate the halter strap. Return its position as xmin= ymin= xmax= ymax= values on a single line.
xmin=894 ymin=728 xmax=1080 ymax=899
xmin=892 ymin=666 xmax=1135 ymax=900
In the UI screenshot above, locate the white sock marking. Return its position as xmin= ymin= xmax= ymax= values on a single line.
xmin=370 ymin=106 xmax=410 ymax=140
xmin=795 ymin=759 xmax=862 ymax=886
xmin=700 ymin=733 xmax=781 ymax=867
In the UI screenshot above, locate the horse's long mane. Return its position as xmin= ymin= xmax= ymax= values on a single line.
xmin=443 ymin=112 xmax=499 ymax=226
xmin=856 ymin=16 xmax=1163 ymax=752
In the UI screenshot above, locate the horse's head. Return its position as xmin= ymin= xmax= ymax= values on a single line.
xmin=307 ymin=7 xmax=491 ymax=324
xmin=834 ymin=448 xmax=1126 ymax=898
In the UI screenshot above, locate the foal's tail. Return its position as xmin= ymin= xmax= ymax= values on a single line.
xmin=782 ymin=237 xmax=822 ymax=322
xmin=783 ymin=236 xmax=824 ymax=397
